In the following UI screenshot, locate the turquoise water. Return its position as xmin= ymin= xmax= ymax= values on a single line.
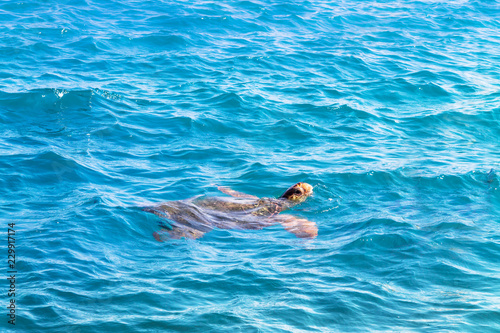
xmin=1 ymin=0 xmax=500 ymax=331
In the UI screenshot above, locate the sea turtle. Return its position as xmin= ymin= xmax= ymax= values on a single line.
xmin=143 ymin=182 xmax=317 ymax=241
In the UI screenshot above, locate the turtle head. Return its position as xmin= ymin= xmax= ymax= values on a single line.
xmin=280 ymin=182 xmax=313 ymax=203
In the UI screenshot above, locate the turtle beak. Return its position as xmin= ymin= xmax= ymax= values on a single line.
xmin=300 ymin=183 xmax=313 ymax=196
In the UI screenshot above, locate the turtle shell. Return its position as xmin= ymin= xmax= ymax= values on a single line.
xmin=145 ymin=196 xmax=291 ymax=236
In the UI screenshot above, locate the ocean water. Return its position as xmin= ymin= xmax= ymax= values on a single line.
xmin=1 ymin=0 xmax=499 ymax=331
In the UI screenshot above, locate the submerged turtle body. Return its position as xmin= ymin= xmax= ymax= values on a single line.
xmin=143 ymin=182 xmax=317 ymax=240
xmin=196 ymin=196 xmax=288 ymax=216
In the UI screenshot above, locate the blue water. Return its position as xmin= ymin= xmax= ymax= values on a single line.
xmin=1 ymin=0 xmax=500 ymax=331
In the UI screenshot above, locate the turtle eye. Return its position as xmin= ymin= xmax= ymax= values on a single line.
xmin=294 ymin=189 xmax=302 ymax=195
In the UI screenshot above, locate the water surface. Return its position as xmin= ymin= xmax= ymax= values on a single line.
xmin=1 ymin=0 xmax=499 ymax=332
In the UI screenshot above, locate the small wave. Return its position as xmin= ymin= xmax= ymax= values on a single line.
xmin=65 ymin=36 xmax=101 ymax=53
xmin=205 ymin=92 xmax=243 ymax=108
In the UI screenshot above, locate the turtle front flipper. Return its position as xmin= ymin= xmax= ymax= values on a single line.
xmin=217 ymin=186 xmax=258 ymax=199
xmin=272 ymin=214 xmax=318 ymax=239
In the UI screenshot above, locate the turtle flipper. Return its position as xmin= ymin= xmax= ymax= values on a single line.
xmin=153 ymin=225 xmax=206 ymax=241
xmin=153 ymin=230 xmax=168 ymax=242
xmin=217 ymin=186 xmax=258 ymax=199
xmin=272 ymin=214 xmax=318 ymax=239
xmin=143 ymin=206 xmax=171 ymax=219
